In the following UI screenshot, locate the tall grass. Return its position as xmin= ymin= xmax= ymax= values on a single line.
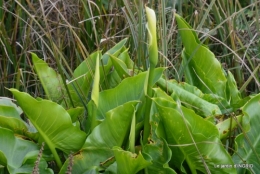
xmin=0 ymin=0 xmax=259 ymax=98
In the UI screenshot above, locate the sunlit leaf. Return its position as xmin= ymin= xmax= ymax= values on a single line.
xmin=32 ymin=53 xmax=66 ymax=103
xmin=10 ymin=89 xmax=87 ymax=155
xmin=175 ymin=14 xmax=227 ymax=99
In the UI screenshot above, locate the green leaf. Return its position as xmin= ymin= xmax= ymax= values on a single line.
xmin=60 ymin=101 xmax=138 ymax=173
xmin=226 ymin=71 xmax=242 ymax=107
xmin=10 ymin=89 xmax=87 ymax=167
xmin=14 ymin=150 xmax=53 ymax=174
xmin=95 ymin=67 xmax=164 ymax=120
xmin=68 ymin=51 xmax=103 ymax=107
xmin=232 ymin=93 xmax=260 ymax=173
xmin=68 ymin=39 xmax=127 ymax=107
xmin=216 ymin=115 xmax=243 ymax=140
xmin=143 ymin=101 xmax=177 ymax=174
xmin=102 ymin=38 xmax=128 ymax=65
xmin=59 ymin=148 xmax=113 ymax=174
xmin=153 ymin=97 xmax=236 ymax=173
xmin=85 ymin=101 xmax=138 ymax=148
xmin=0 ymin=128 xmax=51 ymax=173
xmin=0 ymin=116 xmax=38 ymax=141
xmin=0 ymin=98 xmax=38 ymax=141
xmin=67 ymin=107 xmax=84 ymax=123
xmin=117 ymin=49 xmax=134 ymax=69
xmin=0 ymin=98 xmax=22 ymax=119
xmin=110 ymin=55 xmax=131 ymax=79
xmin=32 ymin=53 xmax=66 ymax=103
xmin=91 ymin=53 xmax=100 ymax=107
xmin=157 ymin=78 xmax=221 ymax=117
xmin=112 ymin=146 xmax=152 ymax=174
xmin=175 ymin=14 xmax=227 ymax=98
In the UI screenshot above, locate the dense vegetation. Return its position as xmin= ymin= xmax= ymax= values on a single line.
xmin=0 ymin=0 xmax=259 ymax=173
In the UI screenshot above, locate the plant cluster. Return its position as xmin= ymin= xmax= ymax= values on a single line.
xmin=0 ymin=0 xmax=260 ymax=174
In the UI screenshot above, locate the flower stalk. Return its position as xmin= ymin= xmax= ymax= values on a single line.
xmin=143 ymin=6 xmax=158 ymax=145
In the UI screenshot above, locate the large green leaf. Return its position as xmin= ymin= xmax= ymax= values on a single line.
xmin=143 ymin=94 xmax=177 ymax=174
xmin=94 ymin=67 xmax=164 ymax=120
xmin=10 ymin=89 xmax=87 ymax=156
xmin=32 ymin=53 xmax=66 ymax=103
xmin=67 ymin=51 xmax=103 ymax=107
xmin=0 ymin=128 xmax=52 ymax=173
xmin=85 ymin=101 xmax=138 ymax=148
xmin=232 ymin=93 xmax=260 ymax=173
xmin=175 ymin=14 xmax=227 ymax=99
xmin=153 ymin=96 xmax=236 ymax=173
xmin=112 ymin=146 xmax=152 ymax=174
xmin=68 ymin=39 xmax=127 ymax=107
xmin=60 ymin=101 xmax=138 ymax=173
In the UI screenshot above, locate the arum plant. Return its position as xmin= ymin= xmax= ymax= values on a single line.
xmin=143 ymin=6 xmax=158 ymax=144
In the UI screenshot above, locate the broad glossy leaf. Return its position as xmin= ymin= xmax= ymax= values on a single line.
xmin=68 ymin=51 xmax=103 ymax=107
xmin=112 ymin=146 xmax=152 ymax=174
xmin=68 ymin=39 xmax=127 ymax=107
xmin=10 ymin=89 xmax=87 ymax=154
xmin=60 ymin=101 xmax=138 ymax=173
xmin=0 ymin=128 xmax=52 ymax=173
xmin=153 ymin=97 xmax=236 ymax=173
xmin=157 ymin=78 xmax=221 ymax=117
xmin=175 ymin=14 xmax=227 ymax=98
xmin=232 ymin=93 xmax=260 ymax=173
xmin=95 ymin=67 xmax=164 ymax=120
xmin=143 ymin=100 xmax=177 ymax=174
xmin=32 ymin=53 xmax=66 ymax=103
xmin=85 ymin=101 xmax=138 ymax=148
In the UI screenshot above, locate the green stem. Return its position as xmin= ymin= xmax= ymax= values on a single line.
xmin=49 ymin=146 xmax=62 ymax=169
xmin=143 ymin=66 xmax=155 ymax=145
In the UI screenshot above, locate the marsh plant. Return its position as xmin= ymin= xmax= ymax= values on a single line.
xmin=0 ymin=1 xmax=260 ymax=174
